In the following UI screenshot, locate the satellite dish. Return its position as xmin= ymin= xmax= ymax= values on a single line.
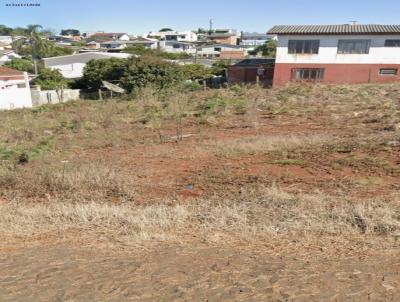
xmin=102 ymin=81 xmax=125 ymax=94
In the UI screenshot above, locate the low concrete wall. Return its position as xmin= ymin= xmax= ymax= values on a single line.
xmin=31 ymin=88 xmax=80 ymax=107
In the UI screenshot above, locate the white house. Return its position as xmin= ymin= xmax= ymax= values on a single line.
xmin=128 ymin=37 xmax=158 ymax=49
xmin=147 ymin=30 xmax=198 ymax=42
xmin=43 ymin=52 xmax=132 ymax=79
xmin=159 ymin=41 xmax=196 ymax=54
xmin=0 ymin=66 xmax=32 ymax=110
xmin=268 ymin=24 xmax=400 ymax=86
xmin=0 ymin=50 xmax=21 ymax=65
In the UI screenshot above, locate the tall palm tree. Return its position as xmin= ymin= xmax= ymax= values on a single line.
xmin=12 ymin=24 xmax=51 ymax=74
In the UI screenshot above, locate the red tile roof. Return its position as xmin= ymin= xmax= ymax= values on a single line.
xmin=0 ymin=66 xmax=24 ymax=76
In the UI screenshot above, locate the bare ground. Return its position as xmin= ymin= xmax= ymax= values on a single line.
xmin=1 ymin=84 xmax=400 ymax=300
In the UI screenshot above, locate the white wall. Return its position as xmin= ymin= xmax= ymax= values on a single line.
xmin=119 ymin=34 xmax=130 ymax=41
xmin=148 ymin=31 xmax=198 ymax=42
xmin=31 ymin=88 xmax=80 ymax=106
xmin=49 ymin=62 xmax=86 ymax=79
xmin=0 ymin=72 xmax=32 ymax=110
xmin=276 ymin=34 xmax=400 ymax=64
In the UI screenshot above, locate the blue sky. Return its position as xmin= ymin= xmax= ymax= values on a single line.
xmin=1 ymin=0 xmax=399 ymax=35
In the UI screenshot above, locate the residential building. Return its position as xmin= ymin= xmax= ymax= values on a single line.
xmin=207 ymin=29 xmax=239 ymax=45
xmin=84 ymin=41 xmax=101 ymax=49
xmin=228 ymin=58 xmax=275 ymax=85
xmin=100 ymin=38 xmax=159 ymax=50
xmin=268 ymin=24 xmax=400 ymax=86
xmin=197 ymin=44 xmax=247 ymax=59
xmin=87 ymin=33 xmax=130 ymax=43
xmin=240 ymin=32 xmax=276 ymax=46
xmin=100 ymin=40 xmax=129 ymax=50
xmin=43 ymin=52 xmax=132 ymax=79
xmin=147 ymin=30 xmax=198 ymax=42
xmin=0 ymin=66 xmax=32 ymax=110
xmin=128 ymin=37 xmax=158 ymax=49
xmin=159 ymin=41 xmax=196 ymax=54
xmin=0 ymin=50 xmax=21 ymax=65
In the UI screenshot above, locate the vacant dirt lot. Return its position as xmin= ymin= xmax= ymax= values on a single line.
xmin=0 ymin=84 xmax=399 ymax=300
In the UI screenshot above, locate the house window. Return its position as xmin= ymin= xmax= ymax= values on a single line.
xmin=293 ymin=68 xmax=325 ymax=81
xmin=214 ymin=47 xmax=221 ymax=51
xmin=17 ymin=83 xmax=26 ymax=88
xmin=337 ymin=40 xmax=370 ymax=54
xmin=385 ymin=40 xmax=400 ymax=47
xmin=379 ymin=68 xmax=398 ymax=76
xmin=288 ymin=40 xmax=320 ymax=54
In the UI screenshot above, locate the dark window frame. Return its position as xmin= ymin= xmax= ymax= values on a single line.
xmin=385 ymin=40 xmax=400 ymax=47
xmin=288 ymin=40 xmax=320 ymax=54
xmin=292 ymin=68 xmax=325 ymax=81
xmin=337 ymin=39 xmax=371 ymax=54
xmin=379 ymin=68 xmax=398 ymax=76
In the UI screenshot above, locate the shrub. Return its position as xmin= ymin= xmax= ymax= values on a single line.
xmin=4 ymin=58 xmax=34 ymax=72
xmin=81 ymin=57 xmax=129 ymax=90
xmin=121 ymin=55 xmax=183 ymax=93
xmin=33 ymin=68 xmax=68 ymax=90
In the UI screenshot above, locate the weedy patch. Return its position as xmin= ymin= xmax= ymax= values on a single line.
xmin=0 ymin=136 xmax=54 ymax=164
xmin=214 ymin=134 xmax=330 ymax=157
xmin=269 ymin=159 xmax=307 ymax=167
xmin=333 ymin=154 xmax=399 ymax=175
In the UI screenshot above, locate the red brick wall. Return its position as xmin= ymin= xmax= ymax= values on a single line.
xmin=273 ymin=63 xmax=400 ymax=87
xmin=228 ymin=67 xmax=274 ymax=85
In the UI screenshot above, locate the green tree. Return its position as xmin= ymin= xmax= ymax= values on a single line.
xmin=121 ymin=55 xmax=183 ymax=93
xmin=0 ymin=25 xmax=13 ymax=35
xmin=11 ymin=24 xmax=73 ymax=74
xmin=211 ymin=60 xmax=231 ymax=76
xmin=158 ymin=51 xmax=191 ymax=60
xmin=181 ymin=64 xmax=212 ymax=80
xmin=125 ymin=45 xmax=153 ymax=56
xmin=249 ymin=40 xmax=277 ymax=57
xmin=4 ymin=58 xmax=34 ymax=72
xmin=60 ymin=29 xmax=80 ymax=36
xmin=81 ymin=58 xmax=129 ymax=90
xmin=33 ymin=68 xmax=68 ymax=90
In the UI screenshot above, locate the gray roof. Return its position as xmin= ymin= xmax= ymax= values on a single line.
xmin=242 ymin=32 xmax=274 ymax=38
xmin=267 ymin=24 xmax=400 ymax=35
xmin=43 ymin=52 xmax=132 ymax=67
xmin=234 ymin=58 xmax=275 ymax=67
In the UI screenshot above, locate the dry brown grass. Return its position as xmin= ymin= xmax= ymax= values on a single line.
xmin=1 ymin=186 xmax=398 ymax=243
xmin=0 ymin=162 xmax=135 ymax=202
xmin=1 ymin=83 xmax=400 ymax=248
xmin=212 ymin=134 xmax=332 ymax=156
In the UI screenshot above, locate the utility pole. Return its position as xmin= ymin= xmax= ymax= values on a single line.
xmin=209 ymin=18 xmax=213 ymax=35
xmin=349 ymin=20 xmax=358 ymax=25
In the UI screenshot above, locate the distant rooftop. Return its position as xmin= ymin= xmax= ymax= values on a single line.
xmin=267 ymin=24 xmax=400 ymax=35
xmin=91 ymin=33 xmax=126 ymax=37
